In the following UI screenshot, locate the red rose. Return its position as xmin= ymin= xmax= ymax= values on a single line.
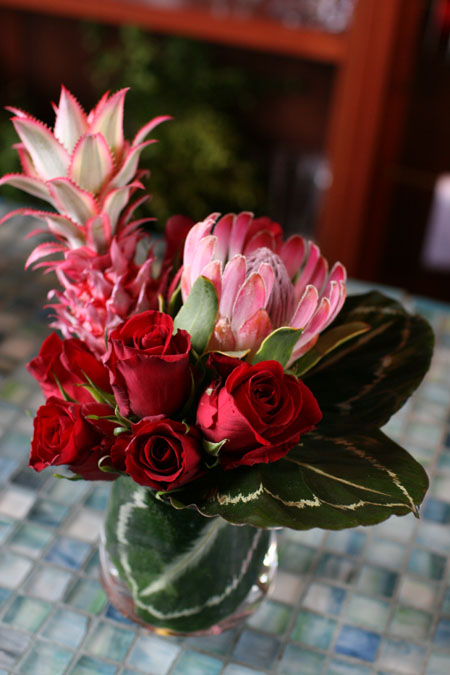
xmin=125 ymin=418 xmax=203 ymax=491
xmin=27 ymin=333 xmax=112 ymax=403
xmin=197 ymin=359 xmax=322 ymax=469
xmin=103 ymin=310 xmax=191 ymax=419
xmin=30 ymin=398 xmax=119 ymax=481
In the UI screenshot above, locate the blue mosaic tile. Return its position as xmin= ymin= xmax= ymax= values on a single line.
xmin=171 ymin=650 xmax=223 ymax=675
xmin=0 ymin=549 xmax=33 ymax=588
xmin=232 ymin=629 xmax=280 ymax=670
xmin=378 ymin=638 xmax=426 ymax=675
xmin=45 ymin=479 xmax=89 ymax=505
xmin=279 ymin=643 xmax=326 ymax=674
xmin=325 ymin=530 xmax=366 ymax=556
xmin=27 ymin=499 xmax=69 ymax=527
xmin=12 ymin=466 xmax=48 ymax=489
xmin=9 ymin=522 xmax=52 ymax=558
xmin=433 ymin=618 xmax=450 ymax=647
xmin=84 ymin=483 xmax=111 ymax=511
xmin=0 ymin=515 xmax=14 ymax=544
xmin=442 ymin=587 xmax=450 ymax=614
xmin=343 ymin=593 xmax=390 ymax=631
xmin=185 ymin=628 xmax=237 ymax=657
xmin=416 ymin=521 xmax=450 ymax=555
xmin=71 ymin=655 xmax=117 ymax=675
xmin=246 ymin=599 xmax=292 ymax=635
xmin=85 ymin=621 xmax=135 ymax=661
xmin=316 ymin=553 xmax=357 ymax=583
xmin=64 ymin=578 xmax=106 ymax=614
xmin=40 ymin=608 xmax=88 ymax=648
xmin=24 ymin=565 xmax=73 ymax=601
xmin=127 ymin=634 xmax=179 ymax=673
xmin=291 ymin=610 xmax=337 ymax=649
xmin=278 ymin=541 xmax=315 ymax=574
xmin=44 ymin=536 xmax=91 ymax=569
xmin=365 ymin=537 xmax=405 ymax=569
xmin=222 ymin=665 xmax=265 ymax=675
xmin=17 ymin=639 xmax=73 ymax=674
xmin=84 ymin=550 xmax=101 ymax=578
xmin=0 ymin=626 xmax=31 ymax=668
xmin=0 ymin=587 xmax=11 ymax=608
xmin=0 ymin=457 xmax=18 ymax=484
xmin=302 ymin=582 xmax=346 ymax=616
xmin=423 ymin=498 xmax=450 ymax=524
xmin=408 ymin=548 xmax=446 ymax=580
xmin=334 ymin=625 xmax=381 ymax=662
xmin=104 ymin=603 xmax=134 ymax=625
xmin=0 ymin=432 xmax=31 ymax=459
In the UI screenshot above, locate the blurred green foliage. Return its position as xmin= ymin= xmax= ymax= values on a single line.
xmin=82 ymin=23 xmax=271 ymax=227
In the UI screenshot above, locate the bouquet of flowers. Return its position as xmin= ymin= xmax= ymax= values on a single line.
xmin=1 ymin=87 xmax=433 ymax=634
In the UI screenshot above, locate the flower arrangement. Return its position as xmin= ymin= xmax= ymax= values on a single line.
xmin=1 ymin=87 xmax=433 ymax=633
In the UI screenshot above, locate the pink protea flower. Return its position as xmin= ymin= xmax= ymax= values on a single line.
xmin=0 ymin=86 xmax=169 ymax=257
xmin=181 ymin=212 xmax=346 ymax=365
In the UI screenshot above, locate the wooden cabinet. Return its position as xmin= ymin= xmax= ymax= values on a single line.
xmin=0 ymin=0 xmax=424 ymax=279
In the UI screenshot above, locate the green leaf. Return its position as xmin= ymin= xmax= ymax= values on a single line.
xmin=53 ymin=472 xmax=83 ymax=481
xmin=291 ymin=322 xmax=370 ymax=377
xmin=251 ymin=327 xmax=302 ymax=368
xmin=203 ymin=438 xmax=228 ymax=456
xmin=303 ymin=292 xmax=434 ymax=429
xmin=173 ymin=276 xmax=218 ymax=354
xmin=168 ymin=429 xmax=429 ymax=530
xmin=168 ymin=284 xmax=182 ymax=317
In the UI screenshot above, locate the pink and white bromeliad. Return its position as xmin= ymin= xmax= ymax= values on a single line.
xmin=181 ymin=212 xmax=346 ymax=366
xmin=0 ymin=86 xmax=169 ymax=260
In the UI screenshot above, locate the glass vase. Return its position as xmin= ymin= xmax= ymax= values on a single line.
xmin=99 ymin=476 xmax=277 ymax=635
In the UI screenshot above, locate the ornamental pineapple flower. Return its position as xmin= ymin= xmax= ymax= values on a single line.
xmin=181 ymin=212 xmax=346 ymax=365
xmin=0 ymin=86 xmax=169 ymax=257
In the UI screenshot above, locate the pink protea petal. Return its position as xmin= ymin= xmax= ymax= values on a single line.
xmin=220 ymin=255 xmax=246 ymax=318
xmin=200 ymin=260 xmax=222 ymax=299
xmin=243 ymin=229 xmax=276 ymax=255
xmin=0 ymin=173 xmax=52 ymax=204
xmin=289 ymin=297 xmax=331 ymax=363
xmin=213 ymin=213 xmax=234 ymax=263
xmin=12 ymin=117 xmax=70 ymax=180
xmin=208 ymin=317 xmax=236 ymax=352
xmin=257 ymin=262 xmax=275 ymax=301
xmin=309 ymin=256 xmax=328 ymax=294
xmin=183 ymin=214 xmax=218 ymax=267
xmin=294 ymin=242 xmax=320 ymax=293
xmin=54 ymin=86 xmax=88 ymax=153
xmin=327 ymin=280 xmax=347 ymax=325
xmin=229 ymin=212 xmax=254 ymax=258
xmin=234 ymin=308 xmax=273 ymax=352
xmin=290 ymin=285 xmax=320 ymax=329
xmin=190 ymin=235 xmax=216 ymax=287
xmin=110 ymin=140 xmax=156 ymax=188
xmin=133 ymin=115 xmax=172 ymax=146
xmin=89 ymin=88 xmax=128 ymax=157
xmin=322 ymin=261 xmax=347 ymax=298
xmin=280 ymin=234 xmax=306 ymax=279
xmin=231 ymin=272 xmax=266 ymax=333
xmin=69 ymin=133 xmax=114 ymax=194
xmin=47 ymin=177 xmax=98 ymax=225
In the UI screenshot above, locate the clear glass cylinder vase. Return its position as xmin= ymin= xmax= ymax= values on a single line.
xmin=99 ymin=476 xmax=277 ymax=635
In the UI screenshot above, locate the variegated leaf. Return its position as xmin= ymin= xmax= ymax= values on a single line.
xmin=167 ymin=429 xmax=429 ymax=530
xmin=302 ymin=292 xmax=434 ymax=429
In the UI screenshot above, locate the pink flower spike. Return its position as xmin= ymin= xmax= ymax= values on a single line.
xmin=54 ymin=86 xmax=88 ymax=153
xmin=280 ymin=234 xmax=306 ymax=279
xmin=12 ymin=117 xmax=70 ymax=181
xmin=25 ymin=242 xmax=67 ymax=269
xmin=14 ymin=144 xmax=40 ymax=179
xmin=89 ymin=88 xmax=128 ymax=157
xmin=133 ymin=115 xmax=172 ymax=146
xmin=290 ymin=285 xmax=319 ymax=329
xmin=47 ymin=177 xmax=98 ymax=225
xmin=110 ymin=140 xmax=156 ymax=188
xmin=0 ymin=174 xmax=52 ymax=204
xmin=231 ymin=272 xmax=266 ymax=333
xmin=220 ymin=255 xmax=246 ymax=318
xmin=69 ymin=133 xmax=114 ymax=195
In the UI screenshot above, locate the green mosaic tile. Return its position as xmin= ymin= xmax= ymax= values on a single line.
xmin=45 ymin=479 xmax=90 ymax=506
xmin=64 ymin=578 xmax=106 ymax=614
xmin=127 ymin=634 xmax=179 ymax=673
xmin=302 ymin=582 xmax=346 ymax=616
xmin=416 ymin=520 xmax=450 ymax=555
xmin=365 ymin=537 xmax=405 ymax=569
xmin=316 ymin=553 xmax=357 ymax=583
xmin=85 ymin=621 xmax=135 ymax=661
xmin=398 ymin=575 xmax=438 ymax=610
xmin=3 ymin=595 xmax=51 ymax=632
xmin=40 ymin=608 xmax=88 ymax=648
xmin=279 ymin=644 xmax=326 ymax=675
xmin=326 ymin=658 xmax=372 ymax=675
xmin=357 ymin=565 xmax=398 ymax=597
xmin=390 ymin=605 xmax=432 ymax=639
xmin=426 ymin=650 xmax=450 ymax=675
xmin=70 ymin=655 xmax=117 ymax=675
xmin=0 ymin=549 xmax=33 ymax=588
xmin=184 ymin=629 xmax=237 ymax=657
xmin=441 ymin=587 xmax=450 ymax=614
xmin=408 ymin=549 xmax=446 ymax=580
xmin=373 ymin=513 xmax=416 ymax=543
xmin=0 ymin=515 xmax=15 ymax=544
xmin=222 ymin=665 xmax=265 ymax=675
xmin=378 ymin=638 xmax=426 ymax=675
xmin=325 ymin=530 xmax=366 ymax=556
xmin=246 ymin=599 xmax=292 ymax=635
xmin=8 ymin=522 xmax=52 ymax=558
xmin=430 ymin=474 xmax=450 ymax=502
xmin=278 ymin=541 xmax=316 ymax=574
xmin=343 ymin=593 xmax=390 ymax=631
xmin=0 ymin=626 xmax=32 ymax=669
xmin=171 ymin=650 xmax=223 ymax=675
xmin=23 ymin=565 xmax=73 ymax=601
xmin=232 ymin=629 xmax=280 ymax=670
xmin=291 ymin=610 xmax=337 ymax=649
xmin=17 ymin=639 xmax=73 ymax=675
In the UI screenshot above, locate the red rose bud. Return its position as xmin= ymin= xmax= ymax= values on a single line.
xmin=125 ymin=419 xmax=203 ymax=491
xmin=197 ymin=359 xmax=322 ymax=469
xmin=104 ymin=310 xmax=191 ymax=419
xmin=27 ymin=333 xmax=112 ymax=403
xmin=30 ymin=398 xmax=120 ymax=481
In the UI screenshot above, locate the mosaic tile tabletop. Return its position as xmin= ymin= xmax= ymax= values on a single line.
xmin=1 ymin=205 xmax=450 ymax=674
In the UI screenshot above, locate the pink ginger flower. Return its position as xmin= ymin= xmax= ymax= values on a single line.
xmin=0 ymin=86 xmax=169 ymax=259
xmin=181 ymin=212 xmax=346 ymax=365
